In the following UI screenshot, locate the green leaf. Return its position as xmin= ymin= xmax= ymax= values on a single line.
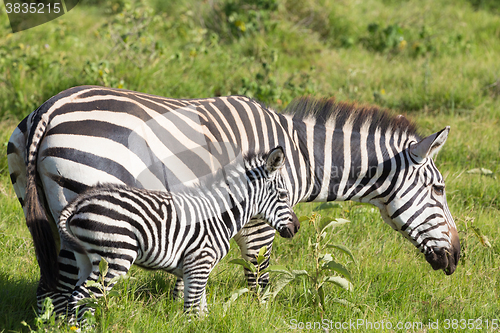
xmin=228 ymin=258 xmax=256 ymax=272
xmin=326 ymin=244 xmax=356 ymax=263
xmin=260 ymin=286 xmax=273 ymax=304
xmin=321 ymin=218 xmax=350 ymax=233
xmin=257 ymin=246 xmax=267 ymax=265
xmin=319 ymin=215 xmax=336 ymax=228
xmin=86 ymin=280 xmax=100 ymax=288
xmin=108 ymin=275 xmax=122 ymax=286
xmin=270 ymin=274 xmax=296 ymax=299
xmin=99 ymin=258 xmax=109 ymax=278
xmin=77 ymin=298 xmax=98 ymax=307
xmin=320 ymin=275 xmax=353 ymax=291
xmin=319 ymin=253 xmax=333 ymax=264
xmin=266 ymin=265 xmax=292 ymax=276
xmin=39 ymin=297 xmax=55 ymax=321
xmin=322 ymin=261 xmax=352 ymax=281
xmin=318 ymin=285 xmax=326 ymax=311
xmin=108 ymin=290 xmax=120 ymax=297
xmin=258 ymin=245 xmax=267 ymax=258
xmin=291 ymin=270 xmax=310 ymax=277
xmin=299 ymin=215 xmax=311 ymax=223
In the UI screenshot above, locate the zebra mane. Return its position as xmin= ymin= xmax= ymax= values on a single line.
xmin=282 ymin=96 xmax=421 ymax=139
xmin=242 ymin=151 xmax=270 ymax=169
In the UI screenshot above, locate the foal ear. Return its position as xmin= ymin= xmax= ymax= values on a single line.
xmin=266 ymin=146 xmax=286 ymax=174
xmin=410 ymin=126 xmax=450 ymax=162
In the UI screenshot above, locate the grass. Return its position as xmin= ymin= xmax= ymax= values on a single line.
xmin=0 ymin=0 xmax=499 ymax=331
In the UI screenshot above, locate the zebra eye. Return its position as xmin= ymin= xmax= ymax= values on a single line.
xmin=433 ymin=185 xmax=445 ymax=195
xmin=279 ymin=190 xmax=288 ymax=200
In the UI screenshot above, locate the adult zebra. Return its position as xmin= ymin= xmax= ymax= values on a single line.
xmin=8 ymin=86 xmax=460 ymax=311
xmin=58 ymin=147 xmax=295 ymax=317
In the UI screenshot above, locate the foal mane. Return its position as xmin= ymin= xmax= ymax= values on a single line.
xmin=282 ymin=96 xmax=421 ymax=140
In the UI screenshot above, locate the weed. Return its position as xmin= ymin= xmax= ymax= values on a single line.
xmin=361 ymin=23 xmax=406 ymax=54
xmin=226 ymin=212 xmax=355 ymax=318
xmin=76 ymin=258 xmax=120 ymax=330
xmin=204 ymin=0 xmax=278 ymax=42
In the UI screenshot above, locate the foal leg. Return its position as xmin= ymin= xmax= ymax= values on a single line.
xmin=182 ymin=251 xmax=216 ymax=316
xmin=172 ymin=278 xmax=184 ymax=300
xmin=233 ymin=219 xmax=275 ymax=289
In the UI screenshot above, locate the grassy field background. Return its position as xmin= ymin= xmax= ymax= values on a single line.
xmin=0 ymin=0 xmax=499 ymax=331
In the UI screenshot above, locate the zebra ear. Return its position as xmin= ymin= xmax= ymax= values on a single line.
xmin=266 ymin=146 xmax=286 ymax=174
xmin=410 ymin=126 xmax=450 ymax=161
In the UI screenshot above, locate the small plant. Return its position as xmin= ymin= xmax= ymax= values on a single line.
xmin=78 ymin=258 xmax=121 ymax=311
xmin=21 ymin=297 xmax=76 ymax=332
xmin=457 ymin=214 xmax=493 ymax=266
xmin=361 ymin=22 xmax=405 ymax=53
xmin=274 ymin=213 xmax=355 ymax=316
xmin=205 ymin=0 xmax=279 ymax=41
xmin=76 ymin=258 xmax=121 ymax=329
xmin=223 ymin=245 xmax=273 ymax=316
xmin=225 ymin=211 xmax=355 ymax=317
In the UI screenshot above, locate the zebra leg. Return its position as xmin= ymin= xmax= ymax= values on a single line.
xmin=68 ymin=283 xmax=95 ymax=321
xmin=36 ymin=249 xmax=79 ymax=318
xmin=233 ymin=219 xmax=275 ymax=289
xmin=172 ymin=278 xmax=184 ymax=300
xmin=182 ymin=273 xmax=209 ymax=316
xmin=182 ymin=253 xmax=215 ymax=316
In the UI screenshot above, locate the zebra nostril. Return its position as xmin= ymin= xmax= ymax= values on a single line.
xmin=279 ymin=225 xmax=294 ymax=238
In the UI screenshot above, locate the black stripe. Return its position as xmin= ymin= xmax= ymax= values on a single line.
xmin=305 ymin=122 xmax=325 ymax=201
xmin=47 ymin=120 xmax=132 ymax=147
xmin=47 ymin=173 xmax=90 ymax=195
xmin=42 ymin=147 xmax=137 ymax=186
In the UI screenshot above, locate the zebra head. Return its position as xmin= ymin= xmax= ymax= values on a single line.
xmin=250 ymin=147 xmax=299 ymax=239
xmin=374 ymin=127 xmax=460 ymax=275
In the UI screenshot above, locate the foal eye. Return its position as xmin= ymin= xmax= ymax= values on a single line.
xmin=432 ymin=185 xmax=445 ymax=195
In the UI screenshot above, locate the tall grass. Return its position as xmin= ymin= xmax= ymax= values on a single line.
xmin=0 ymin=0 xmax=499 ymax=331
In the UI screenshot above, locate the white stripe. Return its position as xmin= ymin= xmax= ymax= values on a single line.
xmin=315 ymin=119 xmax=334 ymax=202
xmin=336 ymin=115 xmax=355 ymax=199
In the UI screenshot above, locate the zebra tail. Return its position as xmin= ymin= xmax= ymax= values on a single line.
xmin=58 ymin=207 xmax=88 ymax=255
xmin=25 ymin=112 xmax=59 ymax=291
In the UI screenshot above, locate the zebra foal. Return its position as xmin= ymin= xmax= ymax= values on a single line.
xmin=56 ymin=147 xmax=297 ymax=317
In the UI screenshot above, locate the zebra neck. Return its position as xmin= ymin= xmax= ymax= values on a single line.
xmin=291 ymin=116 xmax=419 ymax=204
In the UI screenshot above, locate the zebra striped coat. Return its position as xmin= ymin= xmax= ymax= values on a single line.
xmin=58 ymin=147 xmax=296 ymax=316
xmin=7 ymin=86 xmax=460 ymax=312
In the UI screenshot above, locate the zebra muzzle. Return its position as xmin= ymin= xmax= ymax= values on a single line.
xmin=279 ymin=224 xmax=295 ymax=238
xmin=425 ymin=247 xmax=457 ymax=275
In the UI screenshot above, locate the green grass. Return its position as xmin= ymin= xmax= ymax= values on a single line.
xmin=1 ymin=0 xmax=499 ymax=331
